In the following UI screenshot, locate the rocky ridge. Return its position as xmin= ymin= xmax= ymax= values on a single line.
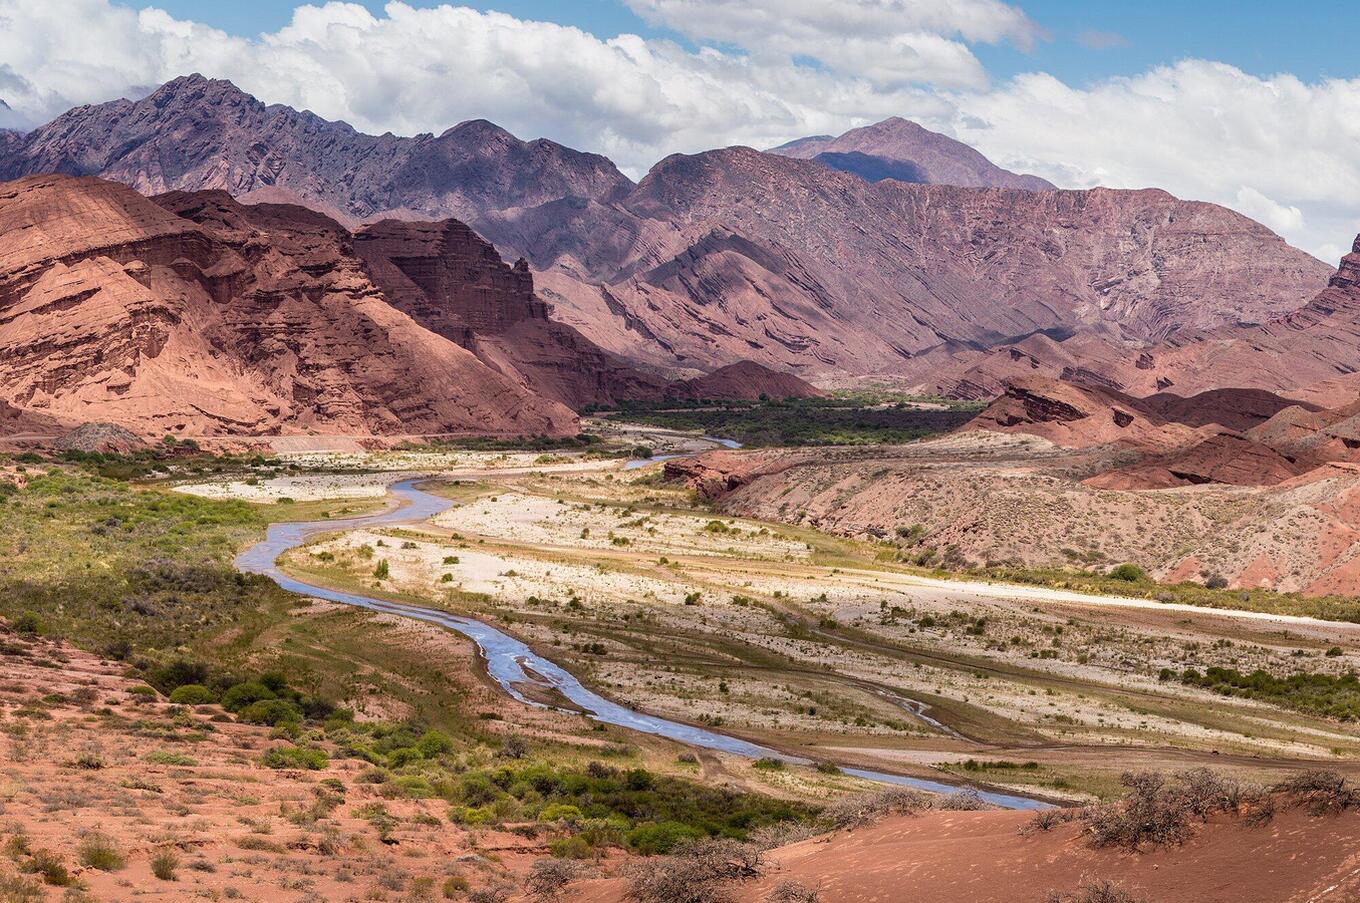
xmin=0 ymin=174 xmax=578 ymax=438
xmin=0 ymin=77 xmax=1330 ymax=384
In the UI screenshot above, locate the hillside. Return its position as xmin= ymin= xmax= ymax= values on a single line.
xmin=0 ymin=175 xmax=577 ymax=437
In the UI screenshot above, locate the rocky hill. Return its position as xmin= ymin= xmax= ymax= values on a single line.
xmin=0 ymin=174 xmax=578 ymax=437
xmin=921 ymin=232 xmax=1360 ymax=402
xmin=769 ymin=116 xmax=1055 ymax=190
xmin=352 ymin=218 xmax=664 ymax=408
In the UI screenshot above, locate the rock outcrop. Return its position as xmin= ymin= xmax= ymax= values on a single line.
xmin=352 ymin=219 xmax=663 ymax=408
xmin=0 ymin=174 xmax=578 ymax=438
xmin=57 ymin=422 xmax=146 ymax=454
xmin=0 ymin=399 xmax=63 ymax=437
xmin=663 ymin=361 xmax=822 ymax=402
xmin=966 ymin=377 xmax=1200 ymax=451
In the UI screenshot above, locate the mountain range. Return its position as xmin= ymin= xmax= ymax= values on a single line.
xmin=0 ymin=74 xmax=1353 ymax=436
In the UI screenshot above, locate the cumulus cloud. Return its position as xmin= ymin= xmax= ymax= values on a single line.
xmin=623 ymin=0 xmax=1040 ymax=88
xmin=946 ymin=62 xmax=1360 ymax=260
xmin=0 ymin=0 xmax=1357 ymax=258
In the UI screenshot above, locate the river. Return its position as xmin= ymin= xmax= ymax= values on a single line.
xmin=235 ymin=476 xmax=1050 ymax=810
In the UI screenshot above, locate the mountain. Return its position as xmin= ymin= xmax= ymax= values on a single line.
xmin=914 ymin=234 xmax=1360 ymax=402
xmin=351 ymin=218 xmax=665 ymax=408
xmin=490 ymin=148 xmax=1329 ymax=374
xmin=768 ymin=117 xmax=1055 ymax=190
xmin=0 ymin=174 xmax=578 ymax=437
xmin=0 ymin=78 xmax=1330 ymax=386
xmin=0 ymin=75 xmax=631 ymax=228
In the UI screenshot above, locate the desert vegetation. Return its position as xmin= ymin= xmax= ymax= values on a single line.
xmin=601 ymin=397 xmax=978 ymax=447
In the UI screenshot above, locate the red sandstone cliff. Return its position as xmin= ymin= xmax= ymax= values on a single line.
xmin=0 ymin=175 xmax=578 ymax=438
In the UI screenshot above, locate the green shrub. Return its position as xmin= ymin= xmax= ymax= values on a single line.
xmin=220 ymin=681 xmax=276 ymax=712
xmin=626 ymin=821 xmax=704 ymax=855
xmin=12 ymin=613 xmax=42 ymax=635
xmin=239 ymin=698 xmax=304 ymax=726
xmin=150 ymin=850 xmax=179 ymax=881
xmin=374 ymin=559 xmax=390 ymax=579
xmin=416 ymin=730 xmax=454 ymax=758
xmin=1109 ymin=563 xmax=1146 ymax=582
xmin=144 ymin=750 xmax=196 ymax=766
xmin=448 ymin=806 xmax=494 ymax=826
xmin=262 ymin=745 xmax=329 ymax=770
xmin=548 ymin=835 xmax=593 ymax=859
xmin=77 ymin=833 xmax=125 ymax=871
xmin=26 ymin=849 xmax=73 ymax=886
xmin=168 ymin=684 xmax=216 ymax=705
xmin=538 ymin=803 xmax=583 ymax=823
xmin=0 ymin=873 xmax=43 ymax=902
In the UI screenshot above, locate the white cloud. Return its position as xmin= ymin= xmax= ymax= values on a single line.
xmin=0 ymin=1 xmax=1357 ymax=259
xmin=622 ymin=0 xmax=1040 ymax=88
xmin=945 ymin=61 xmax=1360 ymax=260
xmin=1233 ymin=187 xmax=1305 ymax=236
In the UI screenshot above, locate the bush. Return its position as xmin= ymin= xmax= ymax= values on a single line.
xmin=549 ymin=835 xmax=593 ymax=859
xmin=1046 ymin=880 xmax=1148 ymax=903
xmin=12 ymin=613 xmax=42 ymax=635
xmin=1020 ymin=808 xmax=1078 ymax=835
xmin=1081 ymin=769 xmax=1259 ymax=850
xmin=938 ymin=790 xmax=989 ymax=811
xmin=526 ymin=858 xmax=580 ymax=900
xmin=627 ymin=822 xmax=706 ymax=855
xmin=768 ymin=880 xmax=821 ymax=903
xmin=1273 ymin=770 xmax=1360 ymax=815
xmin=539 ymin=804 xmax=583 ymax=824
xmin=374 ymin=559 xmax=390 ymax=579
xmin=76 ymin=833 xmax=125 ymax=871
xmin=626 ymin=839 xmax=763 ymax=903
xmin=239 ymin=698 xmax=304 ymax=726
xmin=220 ymin=681 xmax=276 ymax=712
xmin=818 ymin=788 xmax=930 ymax=830
xmin=1108 ymin=563 xmax=1145 ymax=582
xmin=262 ymin=745 xmax=329 ymax=770
xmin=25 ymin=849 xmax=73 ymax=886
xmin=150 ymin=850 xmax=179 ymax=881
xmin=167 ymin=684 xmax=216 ymax=705
xmin=0 ymin=873 xmax=44 ymax=901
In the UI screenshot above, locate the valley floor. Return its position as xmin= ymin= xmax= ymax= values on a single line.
xmin=245 ymin=443 xmax=1360 ymax=803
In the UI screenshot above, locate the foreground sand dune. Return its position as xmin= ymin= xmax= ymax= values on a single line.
xmin=554 ymin=805 xmax=1360 ymax=902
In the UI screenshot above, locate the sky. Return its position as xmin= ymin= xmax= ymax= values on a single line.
xmin=0 ymin=0 xmax=1357 ymax=261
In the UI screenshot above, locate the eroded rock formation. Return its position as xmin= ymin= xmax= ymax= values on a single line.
xmin=0 ymin=175 xmax=577 ymax=437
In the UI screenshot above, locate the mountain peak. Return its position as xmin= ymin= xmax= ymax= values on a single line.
xmin=770 ymin=116 xmax=1054 ymax=191
xmin=0 ymin=76 xmax=633 ymax=224
xmin=441 ymin=118 xmax=518 ymax=142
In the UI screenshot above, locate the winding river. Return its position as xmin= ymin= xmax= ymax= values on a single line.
xmin=235 ymin=476 xmax=1050 ymax=810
